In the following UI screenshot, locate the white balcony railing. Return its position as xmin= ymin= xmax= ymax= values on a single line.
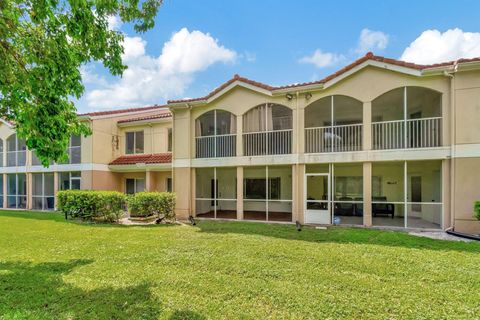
xmin=305 ymin=124 xmax=362 ymax=153
xmin=196 ymin=134 xmax=236 ymax=158
xmin=243 ymin=129 xmax=292 ymax=156
xmin=373 ymin=117 xmax=441 ymax=150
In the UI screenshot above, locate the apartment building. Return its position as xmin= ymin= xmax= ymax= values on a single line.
xmin=0 ymin=106 xmax=173 ymax=211
xmin=169 ymin=53 xmax=480 ymax=235
xmin=1 ymin=53 xmax=479 ymax=234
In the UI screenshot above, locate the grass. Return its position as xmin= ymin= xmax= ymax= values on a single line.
xmin=0 ymin=211 xmax=480 ymax=319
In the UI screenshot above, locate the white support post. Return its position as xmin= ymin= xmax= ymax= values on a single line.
xmin=404 ymin=161 xmax=408 ymax=228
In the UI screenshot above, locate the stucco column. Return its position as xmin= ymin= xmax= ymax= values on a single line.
xmin=3 ymin=174 xmax=7 ymax=208
xmin=363 ymin=101 xmax=372 ymax=151
xmin=236 ymin=166 xmax=243 ymax=220
xmin=53 ymin=172 xmax=59 ymax=209
xmin=296 ymin=164 xmax=305 ymax=224
xmin=363 ymin=162 xmax=372 ymax=227
xmin=27 ymin=172 xmax=32 ymax=210
xmin=298 ymin=101 xmax=305 ymax=154
xmin=145 ymin=170 xmax=152 ymax=191
xmin=236 ymin=114 xmax=243 ymax=156
xmin=190 ymin=167 xmax=195 ymax=217
xmin=173 ymin=166 xmax=191 ymax=220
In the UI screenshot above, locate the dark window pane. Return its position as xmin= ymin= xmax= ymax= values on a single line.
xmin=244 ymin=178 xmax=266 ymax=199
xmin=7 ymin=196 xmax=16 ymax=208
xmin=44 ymin=173 xmax=54 ymax=196
xmin=59 ymin=172 xmax=70 ymax=190
xmin=32 ymin=173 xmax=43 ymax=196
xmin=32 ymin=197 xmax=43 ymax=210
xmin=126 ymin=132 xmax=135 ymax=154
xmin=70 ymin=146 xmax=81 ymax=164
xmin=126 ymin=179 xmax=135 ymax=194
xmin=17 ymin=174 xmax=26 ymax=195
xmin=135 ymin=131 xmax=144 ymax=153
xmin=168 ymin=128 xmax=172 ymax=152
xmin=71 ymin=179 xmax=81 ymax=190
xmin=7 ymin=174 xmax=16 ymax=195
xmin=70 ymin=135 xmax=81 ymax=147
xmin=17 ymin=151 xmax=26 ymax=166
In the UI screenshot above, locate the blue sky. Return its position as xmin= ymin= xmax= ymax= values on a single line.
xmin=77 ymin=0 xmax=480 ymax=112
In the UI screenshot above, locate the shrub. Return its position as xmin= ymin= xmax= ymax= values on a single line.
xmin=127 ymin=192 xmax=176 ymax=221
xmin=474 ymin=201 xmax=480 ymax=221
xmin=57 ymin=190 xmax=126 ymax=222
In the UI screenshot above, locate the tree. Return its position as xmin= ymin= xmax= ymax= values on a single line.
xmin=0 ymin=0 xmax=163 ymax=166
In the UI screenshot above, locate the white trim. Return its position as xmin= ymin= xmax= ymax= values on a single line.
xmin=117 ymin=117 xmax=171 ymax=127
xmin=0 ymin=119 xmax=13 ymax=128
xmin=108 ymin=163 xmax=171 ymax=172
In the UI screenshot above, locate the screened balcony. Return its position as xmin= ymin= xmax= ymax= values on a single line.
xmin=372 ymin=87 xmax=442 ymax=150
xmin=243 ymin=104 xmax=292 ymax=156
xmin=195 ymin=110 xmax=236 ymax=158
xmin=305 ymin=96 xmax=363 ymax=153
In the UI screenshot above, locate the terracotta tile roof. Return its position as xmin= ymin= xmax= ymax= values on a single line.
xmin=109 ymin=153 xmax=172 ymax=165
xmin=167 ymin=52 xmax=480 ymax=104
xmin=78 ymin=105 xmax=168 ymax=117
xmin=117 ymin=112 xmax=172 ymax=124
xmin=167 ymin=74 xmax=275 ymax=104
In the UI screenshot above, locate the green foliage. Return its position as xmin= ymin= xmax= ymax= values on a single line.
xmin=57 ymin=190 xmax=126 ymax=222
xmin=127 ymin=192 xmax=176 ymax=220
xmin=474 ymin=201 xmax=480 ymax=220
xmin=0 ymin=0 xmax=163 ymax=166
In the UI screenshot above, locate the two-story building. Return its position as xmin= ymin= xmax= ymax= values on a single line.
xmin=169 ymin=53 xmax=480 ymax=235
xmin=1 ymin=53 xmax=479 ymax=235
xmin=0 ymin=105 xmax=173 ymax=211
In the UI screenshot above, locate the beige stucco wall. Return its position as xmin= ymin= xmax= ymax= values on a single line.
xmin=453 ymin=157 xmax=480 ymax=233
xmin=454 ymin=70 xmax=480 ymax=144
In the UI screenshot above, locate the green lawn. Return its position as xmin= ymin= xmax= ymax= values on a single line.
xmin=0 ymin=211 xmax=479 ymax=319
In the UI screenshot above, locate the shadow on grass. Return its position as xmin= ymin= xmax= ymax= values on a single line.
xmin=0 ymin=210 xmax=177 ymax=229
xmin=0 ymin=259 xmax=168 ymax=319
xmin=195 ymin=220 xmax=480 ymax=253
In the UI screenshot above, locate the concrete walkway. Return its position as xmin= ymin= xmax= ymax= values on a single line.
xmin=408 ymin=231 xmax=472 ymax=242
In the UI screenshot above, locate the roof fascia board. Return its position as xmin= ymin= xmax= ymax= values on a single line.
xmin=117 ymin=117 xmax=171 ymax=127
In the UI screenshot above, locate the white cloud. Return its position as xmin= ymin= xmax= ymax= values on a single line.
xmin=122 ymin=36 xmax=146 ymax=61
xmin=107 ymin=15 xmax=122 ymax=31
xmin=400 ymin=28 xmax=480 ymax=64
xmin=85 ymin=28 xmax=237 ymax=109
xmin=355 ymin=28 xmax=389 ymax=55
xmin=298 ymin=49 xmax=345 ymax=68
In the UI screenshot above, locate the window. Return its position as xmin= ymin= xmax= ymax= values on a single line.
xmin=166 ymin=178 xmax=172 ymax=192
xmin=0 ymin=174 xmax=3 ymax=206
xmin=7 ymin=173 xmax=26 ymax=208
xmin=244 ymin=178 xmax=280 ymax=200
xmin=6 ymin=134 xmax=26 ymax=167
xmin=59 ymin=172 xmax=81 ymax=190
xmin=32 ymin=173 xmax=55 ymax=210
xmin=0 ymin=139 xmax=3 ymax=167
xmin=69 ymin=135 xmax=81 ymax=164
xmin=125 ymin=178 xmax=145 ymax=194
xmin=242 ymin=166 xmax=292 ymax=222
xmin=167 ymin=128 xmax=173 ymax=152
xmin=126 ymin=131 xmax=144 ymax=154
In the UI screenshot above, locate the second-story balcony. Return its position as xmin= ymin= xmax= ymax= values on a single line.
xmin=305 ymin=95 xmax=363 ymax=154
xmin=372 ymin=86 xmax=442 ymax=150
xmin=372 ymin=117 xmax=442 ymax=150
xmin=243 ymin=103 xmax=293 ymax=156
xmin=243 ymin=129 xmax=292 ymax=156
xmin=196 ymin=134 xmax=236 ymax=158
xmin=195 ymin=109 xmax=237 ymax=158
xmin=305 ymin=123 xmax=363 ymax=153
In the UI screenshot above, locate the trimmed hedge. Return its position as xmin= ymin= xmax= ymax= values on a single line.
xmin=475 ymin=201 xmax=480 ymax=221
xmin=128 ymin=192 xmax=176 ymax=221
xmin=57 ymin=190 xmax=126 ymax=222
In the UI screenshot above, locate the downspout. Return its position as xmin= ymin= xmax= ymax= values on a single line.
xmin=443 ymin=60 xmax=458 ymax=231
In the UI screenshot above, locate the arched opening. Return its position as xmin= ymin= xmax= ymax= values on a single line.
xmin=304 ymin=95 xmax=363 ymax=153
xmin=195 ymin=110 xmax=236 ymax=158
xmin=372 ymin=87 xmax=442 ymax=149
xmin=242 ymin=103 xmax=292 ymax=156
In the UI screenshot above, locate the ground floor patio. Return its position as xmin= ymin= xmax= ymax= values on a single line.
xmin=192 ymin=160 xmax=445 ymax=230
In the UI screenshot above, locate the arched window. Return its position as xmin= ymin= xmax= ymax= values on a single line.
xmin=305 ymin=95 xmax=363 ymax=153
xmin=6 ymin=134 xmax=26 ymax=167
xmin=372 ymin=87 xmax=442 ymax=149
xmin=243 ymin=104 xmax=292 ymax=155
xmin=195 ymin=110 xmax=236 ymax=158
